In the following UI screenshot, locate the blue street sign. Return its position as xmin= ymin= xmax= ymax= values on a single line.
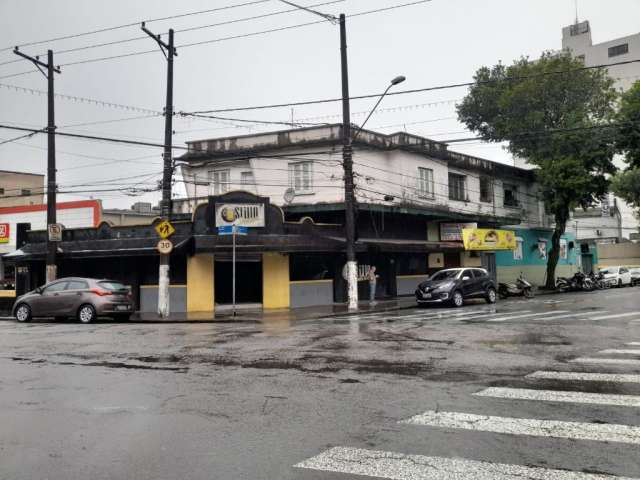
xmin=218 ymin=225 xmax=248 ymax=236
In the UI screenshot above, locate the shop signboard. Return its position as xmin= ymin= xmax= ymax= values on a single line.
xmin=215 ymin=203 xmax=265 ymax=227
xmin=440 ymin=222 xmax=477 ymax=241
xmin=462 ymin=228 xmax=516 ymax=251
xmin=0 ymin=223 xmax=9 ymax=244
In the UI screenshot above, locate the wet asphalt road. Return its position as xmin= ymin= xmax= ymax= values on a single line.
xmin=1 ymin=287 xmax=640 ymax=479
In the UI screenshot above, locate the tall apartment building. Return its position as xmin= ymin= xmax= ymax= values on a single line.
xmin=561 ymin=20 xmax=640 ymax=240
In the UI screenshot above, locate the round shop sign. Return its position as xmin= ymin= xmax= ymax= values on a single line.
xmin=157 ymin=239 xmax=173 ymax=254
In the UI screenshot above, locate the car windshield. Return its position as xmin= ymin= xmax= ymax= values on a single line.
xmin=430 ymin=270 xmax=460 ymax=281
xmin=98 ymin=281 xmax=129 ymax=292
xmin=599 ymin=268 xmax=616 ymax=274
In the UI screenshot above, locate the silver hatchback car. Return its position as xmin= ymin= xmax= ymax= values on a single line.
xmin=12 ymin=277 xmax=134 ymax=323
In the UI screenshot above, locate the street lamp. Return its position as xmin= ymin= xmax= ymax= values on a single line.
xmin=353 ymin=75 xmax=406 ymax=140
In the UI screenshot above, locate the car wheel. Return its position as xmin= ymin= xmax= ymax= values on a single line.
xmin=486 ymin=288 xmax=497 ymax=304
xmin=451 ymin=290 xmax=464 ymax=308
xmin=113 ymin=314 xmax=131 ymax=321
xmin=77 ymin=304 xmax=96 ymax=324
xmin=14 ymin=303 xmax=32 ymax=322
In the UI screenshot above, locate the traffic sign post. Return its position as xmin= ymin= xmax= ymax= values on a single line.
xmin=217 ymin=225 xmax=247 ymax=316
xmin=155 ymin=220 xmax=175 ymax=239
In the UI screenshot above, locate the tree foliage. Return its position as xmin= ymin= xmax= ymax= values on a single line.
xmin=615 ymin=80 xmax=640 ymax=168
xmin=611 ymin=81 xmax=640 ymax=226
xmin=457 ymin=51 xmax=618 ymax=288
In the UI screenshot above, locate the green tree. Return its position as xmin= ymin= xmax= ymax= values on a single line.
xmin=612 ymin=81 xmax=640 ymax=228
xmin=457 ymin=52 xmax=618 ymax=288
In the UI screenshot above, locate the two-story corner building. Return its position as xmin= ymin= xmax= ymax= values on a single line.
xmin=14 ymin=125 xmax=579 ymax=313
xmin=173 ymin=124 xmax=572 ymax=306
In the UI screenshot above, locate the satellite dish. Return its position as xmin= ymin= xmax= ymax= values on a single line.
xmin=283 ymin=188 xmax=295 ymax=204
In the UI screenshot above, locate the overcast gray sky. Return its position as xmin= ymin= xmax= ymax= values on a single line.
xmin=1 ymin=0 xmax=639 ymax=209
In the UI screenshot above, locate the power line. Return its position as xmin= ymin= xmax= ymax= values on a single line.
xmin=0 ymin=0 xmax=431 ymax=79
xmin=0 ymin=1 xmax=345 ymax=68
xmin=0 ymin=123 xmax=188 ymax=150
xmin=441 ymin=120 xmax=640 ymax=144
xmin=0 ymin=0 xmax=274 ymax=54
xmin=188 ymin=58 xmax=640 ymax=114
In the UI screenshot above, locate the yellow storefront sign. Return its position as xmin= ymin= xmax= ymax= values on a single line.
xmin=462 ymin=228 xmax=516 ymax=251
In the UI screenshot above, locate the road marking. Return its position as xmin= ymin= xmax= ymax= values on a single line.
xmin=599 ymin=349 xmax=640 ymax=355
xmin=526 ymin=371 xmax=640 ymax=384
xmin=486 ymin=311 xmax=569 ymax=322
xmin=627 ymin=342 xmax=640 ymax=346
xmin=294 ymin=446 xmax=636 ymax=479
xmin=400 ymin=410 xmax=640 ymax=445
xmin=528 ymin=313 xmax=584 ymax=321
xmin=589 ymin=312 xmax=640 ymax=321
xmin=474 ymin=387 xmax=640 ymax=407
xmin=571 ymin=358 xmax=640 ymax=366
xmin=400 ymin=309 xmax=497 ymax=320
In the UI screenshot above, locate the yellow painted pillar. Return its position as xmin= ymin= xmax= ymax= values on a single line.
xmin=187 ymin=254 xmax=215 ymax=312
xmin=262 ymin=252 xmax=290 ymax=309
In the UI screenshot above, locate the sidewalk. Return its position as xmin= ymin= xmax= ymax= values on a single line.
xmin=130 ymin=297 xmax=418 ymax=323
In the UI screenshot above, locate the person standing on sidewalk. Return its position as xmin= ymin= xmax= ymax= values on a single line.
xmin=367 ymin=265 xmax=379 ymax=304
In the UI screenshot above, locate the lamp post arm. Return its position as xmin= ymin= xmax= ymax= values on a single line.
xmin=352 ymin=83 xmax=393 ymax=142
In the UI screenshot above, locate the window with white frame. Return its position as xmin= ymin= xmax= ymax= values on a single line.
xmin=209 ymin=169 xmax=230 ymax=195
xmin=417 ymin=167 xmax=434 ymax=198
xmin=240 ymin=171 xmax=254 ymax=187
xmin=448 ymin=172 xmax=466 ymax=201
xmin=289 ymin=161 xmax=313 ymax=193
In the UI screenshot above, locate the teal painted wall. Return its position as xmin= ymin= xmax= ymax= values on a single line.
xmin=495 ymin=229 xmax=578 ymax=267
xmin=495 ymin=228 xmax=579 ymax=286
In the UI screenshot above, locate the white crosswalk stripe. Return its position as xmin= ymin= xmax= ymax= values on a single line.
xmin=474 ymin=387 xmax=640 ymax=407
xmin=294 ymin=446 xmax=636 ymax=479
xmin=526 ymin=371 xmax=640 ymax=384
xmin=400 ymin=410 xmax=640 ymax=445
xmin=627 ymin=343 xmax=640 ymax=346
xmin=571 ymin=358 xmax=640 ymax=366
xmin=599 ymin=349 xmax=640 ymax=355
xmin=589 ymin=312 xmax=640 ymax=321
xmin=535 ymin=311 xmax=608 ymax=321
xmin=486 ymin=310 xmax=569 ymax=322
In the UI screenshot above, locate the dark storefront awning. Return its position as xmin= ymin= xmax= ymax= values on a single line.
xmin=357 ymin=237 xmax=464 ymax=253
xmin=194 ymin=234 xmax=346 ymax=253
xmin=20 ymin=236 xmax=192 ymax=260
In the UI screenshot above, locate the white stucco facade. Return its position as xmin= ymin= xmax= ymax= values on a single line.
xmin=177 ymin=125 xmax=548 ymax=229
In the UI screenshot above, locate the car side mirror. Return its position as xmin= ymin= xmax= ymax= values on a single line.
xmin=35 ymin=287 xmax=43 ymax=294
xmin=462 ymin=276 xmax=470 ymax=281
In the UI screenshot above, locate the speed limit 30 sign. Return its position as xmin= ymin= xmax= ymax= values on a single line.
xmin=157 ymin=239 xmax=173 ymax=254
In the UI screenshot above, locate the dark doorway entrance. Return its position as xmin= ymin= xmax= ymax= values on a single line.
xmin=215 ymin=258 xmax=262 ymax=305
xmin=481 ymin=252 xmax=497 ymax=285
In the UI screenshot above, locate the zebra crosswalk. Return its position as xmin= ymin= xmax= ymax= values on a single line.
xmin=295 ymin=338 xmax=640 ymax=479
xmin=346 ymin=306 xmax=640 ymax=324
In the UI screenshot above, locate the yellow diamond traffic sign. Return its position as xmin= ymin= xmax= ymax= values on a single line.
xmin=155 ymin=220 xmax=175 ymax=239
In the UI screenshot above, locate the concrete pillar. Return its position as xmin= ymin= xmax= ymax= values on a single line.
xmin=187 ymin=254 xmax=215 ymax=312
xmin=262 ymin=252 xmax=290 ymax=309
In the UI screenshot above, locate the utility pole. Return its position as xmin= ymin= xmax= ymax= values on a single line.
xmin=339 ymin=13 xmax=358 ymax=310
xmin=13 ymin=48 xmax=61 ymax=283
xmin=142 ymin=23 xmax=177 ymax=318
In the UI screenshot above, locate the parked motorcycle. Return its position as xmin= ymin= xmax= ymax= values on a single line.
xmin=498 ymin=273 xmax=534 ymax=299
xmin=588 ymin=271 xmax=609 ymax=290
xmin=556 ymin=272 xmax=594 ymax=292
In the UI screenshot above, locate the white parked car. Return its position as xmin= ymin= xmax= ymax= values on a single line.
xmin=599 ymin=266 xmax=632 ymax=287
xmin=630 ymin=268 xmax=640 ymax=287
